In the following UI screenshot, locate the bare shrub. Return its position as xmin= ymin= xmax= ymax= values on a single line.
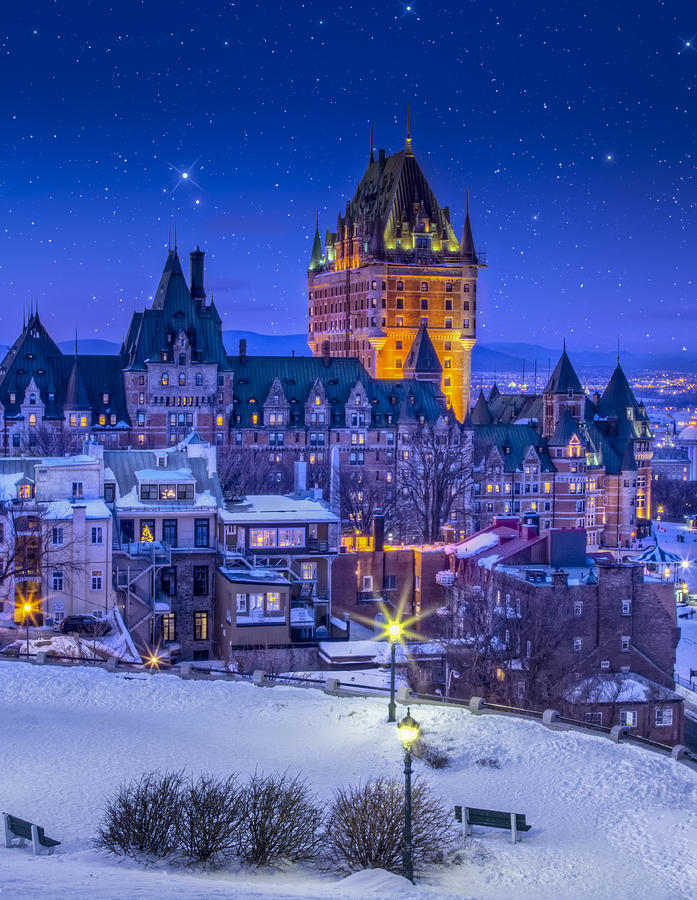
xmin=325 ymin=776 xmax=454 ymax=875
xmin=177 ymin=773 xmax=245 ymax=868
xmin=412 ymin=738 xmax=449 ymax=769
xmin=475 ymin=756 xmax=502 ymax=769
xmin=95 ymin=770 xmax=184 ymax=860
xmin=239 ymin=770 xmax=324 ymax=866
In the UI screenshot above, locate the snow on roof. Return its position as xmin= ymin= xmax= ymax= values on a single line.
xmin=447 ymin=532 xmax=500 ymax=559
xmin=564 ymin=673 xmax=681 ymax=704
xmin=218 ymin=566 xmax=288 ymax=586
xmin=38 ymin=455 xmax=98 ymax=467
xmin=318 ymin=640 xmax=407 ymax=664
xmin=43 ymin=498 xmax=112 ymax=520
xmin=135 ymin=468 xmax=194 ymax=481
xmin=221 ymin=494 xmax=338 ymax=524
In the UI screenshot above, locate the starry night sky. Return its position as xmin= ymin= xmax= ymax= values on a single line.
xmin=2 ymin=1 xmax=695 ymax=353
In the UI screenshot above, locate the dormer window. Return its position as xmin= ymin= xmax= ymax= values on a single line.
xmin=48 ymin=392 xmax=55 ymax=403
xmin=355 ymin=395 xmax=361 ymax=406
xmin=315 ymin=396 xmax=321 ymax=406
xmin=273 ymin=394 xmax=279 ymax=404
xmin=626 ymin=407 xmax=633 ymax=420
xmin=28 ymin=413 xmax=37 ymax=427
xmin=161 ymin=351 xmax=169 ymax=362
xmin=9 ymin=393 xmax=15 ymax=404
xmin=568 ymin=389 xmax=573 ymax=398
xmin=18 ymin=484 xmax=31 ymax=500
xmin=29 ymin=394 xmax=36 ymax=405
xmin=178 ymin=354 xmax=186 ymax=366
xmin=102 ymin=392 xmax=109 ymax=404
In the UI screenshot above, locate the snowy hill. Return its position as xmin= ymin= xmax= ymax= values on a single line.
xmin=1 ymin=662 xmax=696 ymax=899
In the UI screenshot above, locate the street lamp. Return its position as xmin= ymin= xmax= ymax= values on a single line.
xmin=23 ymin=602 xmax=32 ymax=658
xmin=398 ymin=707 xmax=420 ymax=884
xmin=387 ymin=621 xmax=402 ymax=722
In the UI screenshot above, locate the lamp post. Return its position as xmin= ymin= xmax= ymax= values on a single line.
xmin=23 ymin=602 xmax=32 ymax=658
xmin=387 ymin=621 xmax=401 ymax=722
xmin=398 ymin=708 xmax=420 ymax=884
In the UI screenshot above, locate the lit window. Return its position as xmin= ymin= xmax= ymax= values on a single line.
xmin=69 ymin=414 xmax=77 ymax=427
xmin=99 ymin=414 xmax=106 ymax=426
xmin=266 ymin=592 xmax=281 ymax=613
xmin=102 ymin=392 xmax=109 ymax=403
xmin=620 ymin=710 xmax=637 ymax=728
xmin=80 ymin=415 xmax=88 ymax=427
xmin=28 ymin=413 xmax=36 ymax=427
xmin=194 ymin=611 xmax=208 ymax=640
xmin=179 ymin=373 xmax=186 ymax=386
xmin=655 ymin=707 xmax=673 ymax=727
xmin=162 ymin=373 xmax=169 ymax=386
xmin=216 ymin=414 xmax=224 ymax=427
xmin=18 ymin=484 xmax=31 ymax=500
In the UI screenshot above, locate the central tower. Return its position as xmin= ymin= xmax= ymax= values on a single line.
xmin=307 ymin=119 xmax=485 ymax=421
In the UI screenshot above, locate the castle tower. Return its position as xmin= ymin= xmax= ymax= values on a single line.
xmin=307 ymin=119 xmax=485 ymax=421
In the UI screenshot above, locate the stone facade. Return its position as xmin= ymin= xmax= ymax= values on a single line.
xmin=307 ymin=131 xmax=484 ymax=421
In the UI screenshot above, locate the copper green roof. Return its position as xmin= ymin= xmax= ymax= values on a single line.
xmin=472 ymin=424 xmax=555 ymax=473
xmin=544 ymin=347 xmax=583 ymax=395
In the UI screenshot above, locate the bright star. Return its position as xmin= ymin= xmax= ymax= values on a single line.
xmin=165 ymin=158 xmax=204 ymax=194
xmin=399 ymin=2 xmax=418 ymax=19
xmin=679 ymin=34 xmax=697 ymax=54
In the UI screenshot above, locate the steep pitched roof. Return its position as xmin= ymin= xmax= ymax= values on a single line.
xmin=549 ymin=409 xmax=584 ymax=446
xmin=404 ymin=324 xmax=442 ymax=378
xmin=64 ymin=358 xmax=91 ymax=410
xmin=309 ymin=214 xmax=323 ymax=271
xmin=472 ymin=424 xmax=555 ymax=473
xmin=227 ymin=355 xmax=444 ymax=428
xmin=122 ymin=249 xmax=229 ymax=371
xmin=470 ymin=389 xmax=493 ymax=425
xmin=598 ymin=364 xmax=645 ymax=421
xmin=544 ymin=347 xmax=583 ymax=395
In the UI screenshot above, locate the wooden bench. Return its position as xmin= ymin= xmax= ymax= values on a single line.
xmin=455 ymin=805 xmax=531 ymax=844
xmin=3 ymin=813 xmax=60 ymax=855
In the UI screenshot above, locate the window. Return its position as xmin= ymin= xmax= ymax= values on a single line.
xmin=91 ymin=570 xmax=103 ymax=591
xmin=195 ymin=373 xmax=203 ymax=386
xmin=446 ymin=282 xmax=453 ymax=293
xmin=162 ymin=373 xmax=169 ymax=386
xmin=620 ymin=710 xmax=637 ymax=728
xmin=445 ymin=318 xmax=452 ymax=329
xmin=179 ymin=373 xmax=186 ymax=386
xmin=584 ymin=712 xmax=602 ymax=725
xmin=52 ymin=526 xmax=64 ymax=546
xmin=91 ymin=526 xmax=103 ymax=545
xmin=162 ymin=613 xmax=176 ymax=642
xmin=18 ymin=484 xmax=31 ymax=500
xmin=236 ymin=593 xmax=247 ymax=613
xmin=52 ymin=571 xmax=64 ymax=591
xmin=396 ymin=298 xmax=404 ymax=309
xmin=137 ymin=411 xmax=145 ymax=426
xmin=573 ymin=637 xmax=582 ymax=652
xmin=161 ymin=566 xmax=176 ymax=596
xmin=278 ymin=527 xmax=304 ymax=547
xmin=420 ymin=298 xmax=428 ymax=310
xmin=621 ymin=600 xmax=632 ymax=616
xmin=193 ymin=566 xmax=209 ymax=596
xmin=72 ymin=482 xmax=83 ymax=499
xmin=250 ymin=528 xmax=277 ymax=548
xmin=301 ymin=561 xmax=317 ymax=581
xmin=655 ymin=707 xmax=673 ymax=727
xmin=384 ymin=574 xmax=396 ymax=590
xmin=621 ymin=636 xmax=630 ymax=652
xmin=421 ymin=282 xmax=428 ymax=291
xmin=177 ymin=484 xmax=194 ymax=500
xmin=194 ymin=611 xmax=208 ymax=640
xmin=194 ymin=519 xmax=209 ymax=548
xmin=28 ymin=413 xmax=36 ymax=427
xmin=362 ymin=575 xmax=373 ymax=591
xmin=574 ymin=601 xmax=583 ymax=616
xmin=266 ymin=592 xmax=281 ymax=613
xmin=69 ymin=414 xmax=77 ymax=427
xmin=162 ymin=519 xmax=177 ymax=547
xmin=159 ymin=484 xmax=177 ymax=501
xmin=139 ymin=519 xmax=155 ymax=541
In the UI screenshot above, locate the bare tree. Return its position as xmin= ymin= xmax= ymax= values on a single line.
xmin=217 ymin=448 xmax=292 ymax=499
xmin=20 ymin=424 xmax=78 ymax=457
xmin=340 ymin=469 xmax=396 ymax=535
xmin=395 ymin=419 xmax=472 ymax=543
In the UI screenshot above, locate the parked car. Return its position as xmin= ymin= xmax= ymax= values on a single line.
xmin=59 ymin=616 xmax=110 ymax=637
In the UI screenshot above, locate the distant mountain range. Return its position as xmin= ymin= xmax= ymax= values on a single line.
xmin=0 ymin=333 xmax=680 ymax=375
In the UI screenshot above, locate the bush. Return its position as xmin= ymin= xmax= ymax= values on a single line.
xmin=238 ymin=770 xmax=324 ymax=866
xmin=177 ymin=774 xmax=245 ymax=868
xmin=95 ymin=770 xmax=184 ymax=860
xmin=325 ymin=776 xmax=454 ymax=876
xmin=412 ymin=738 xmax=449 ymax=769
xmin=475 ymin=756 xmax=502 ymax=769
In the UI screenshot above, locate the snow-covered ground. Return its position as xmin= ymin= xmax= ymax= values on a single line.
xmin=1 ymin=662 xmax=696 ymax=900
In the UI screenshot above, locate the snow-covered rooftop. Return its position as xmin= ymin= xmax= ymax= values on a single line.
xmin=221 ymin=494 xmax=338 ymax=524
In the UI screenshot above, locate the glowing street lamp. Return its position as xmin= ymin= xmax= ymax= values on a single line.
xmin=398 ymin=708 xmax=420 ymax=884
xmin=387 ymin=621 xmax=402 ymax=723
xmin=23 ymin=602 xmax=32 ymax=658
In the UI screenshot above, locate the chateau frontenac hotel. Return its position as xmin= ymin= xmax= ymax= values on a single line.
xmin=0 ymin=126 xmax=652 ymax=551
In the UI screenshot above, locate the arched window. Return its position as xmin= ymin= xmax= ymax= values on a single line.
xmin=464 ymin=284 xmax=470 ymax=293
xmin=179 ymin=373 xmax=186 ymax=386
xmin=162 ymin=373 xmax=169 ymax=386
xmin=195 ymin=373 xmax=203 ymax=386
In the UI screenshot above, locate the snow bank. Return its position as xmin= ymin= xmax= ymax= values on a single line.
xmin=1 ymin=662 xmax=696 ymax=899
xmin=450 ymin=533 xmax=500 ymax=560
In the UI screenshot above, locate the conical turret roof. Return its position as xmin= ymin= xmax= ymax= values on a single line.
xmin=64 ymin=357 xmax=91 ymax=410
xmin=544 ymin=345 xmax=583 ymax=395
xmin=309 ymin=213 xmax=323 ymax=271
xmin=470 ymin=389 xmax=493 ymax=425
xmin=404 ymin=324 xmax=442 ymax=379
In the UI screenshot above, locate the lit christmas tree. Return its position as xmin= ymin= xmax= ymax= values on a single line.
xmin=140 ymin=524 xmax=154 ymax=543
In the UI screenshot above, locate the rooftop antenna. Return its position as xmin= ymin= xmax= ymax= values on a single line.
xmin=534 ymin=359 xmax=537 ymax=393
xmin=174 ymin=222 xmax=178 ymax=252
xmin=75 ymin=327 xmax=78 ymax=358
xmin=617 ymin=337 xmax=621 ymax=365
xmin=369 ymin=121 xmax=374 ymax=164
xmin=404 ymin=104 xmax=413 ymax=156
xmin=521 ymin=360 xmax=526 ymax=393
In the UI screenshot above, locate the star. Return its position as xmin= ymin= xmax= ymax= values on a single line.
xmin=165 ymin=158 xmax=204 ymax=194
xmin=399 ymin=2 xmax=419 ymax=20
xmin=679 ymin=34 xmax=696 ymax=54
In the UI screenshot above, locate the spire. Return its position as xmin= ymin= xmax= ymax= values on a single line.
xmin=544 ymin=345 xmax=583 ymax=395
xmin=461 ymin=188 xmax=476 ymax=262
xmin=470 ymin=389 xmax=493 ymax=426
xmin=309 ymin=211 xmax=323 ymax=271
xmin=404 ymin=104 xmax=414 ymax=157
xmin=369 ymin=121 xmax=375 ymax=164
xmin=404 ymin=322 xmax=441 ymax=382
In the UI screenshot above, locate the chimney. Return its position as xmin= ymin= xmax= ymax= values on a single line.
xmin=190 ymin=246 xmax=206 ymax=307
xmin=294 ymin=460 xmax=307 ymax=495
xmin=322 ymin=340 xmax=331 ymax=367
xmin=373 ymin=509 xmax=385 ymax=552
xmin=239 ymin=338 xmax=247 ymax=365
